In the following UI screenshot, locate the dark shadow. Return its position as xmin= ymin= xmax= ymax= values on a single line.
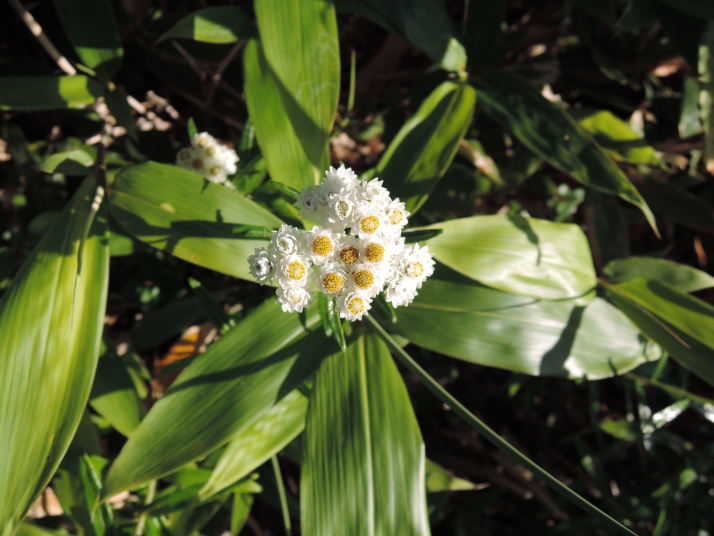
xmin=538 ymin=305 xmax=585 ymax=376
xmin=507 ymin=213 xmax=542 ymax=265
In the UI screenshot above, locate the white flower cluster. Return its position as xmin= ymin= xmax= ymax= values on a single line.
xmin=248 ymin=166 xmax=435 ymax=321
xmin=176 ymin=132 xmax=238 ymax=185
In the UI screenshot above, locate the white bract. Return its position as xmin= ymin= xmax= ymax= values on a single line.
xmin=176 ymin=132 xmax=239 ymax=186
xmin=247 ymin=166 xmax=435 ymax=321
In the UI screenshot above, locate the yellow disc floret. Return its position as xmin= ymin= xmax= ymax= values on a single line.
xmin=287 ymin=261 xmax=307 ymax=280
xmin=407 ymin=262 xmax=424 ymax=278
xmin=311 ymin=235 xmax=334 ymax=257
xmin=192 ymin=158 xmax=204 ymax=170
xmin=209 ymin=165 xmax=222 ymax=177
xmin=336 ymin=200 xmax=350 ymax=217
xmin=339 ymin=246 xmax=360 ymax=265
xmin=353 ymin=269 xmax=374 ymax=290
xmin=347 ymin=295 xmax=366 ymax=315
xmin=359 ymin=215 xmax=380 ymax=234
xmin=205 ymin=146 xmax=217 ymax=157
xmin=389 ymin=209 xmax=404 ymax=225
xmin=322 ymin=272 xmax=345 ymax=294
xmin=364 ymin=243 xmax=385 ymax=263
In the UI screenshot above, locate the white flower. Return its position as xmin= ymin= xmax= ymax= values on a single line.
xmin=351 ymin=205 xmax=386 ymax=238
xmin=385 ymin=276 xmax=419 ymax=307
xmin=271 ymin=224 xmax=303 ymax=257
xmin=358 ymin=178 xmax=391 ymax=208
xmin=383 ymin=198 xmax=410 ymax=237
xmin=360 ymin=235 xmax=390 ymax=264
xmin=337 ymin=291 xmax=372 ymax=321
xmin=277 ymin=254 xmax=311 ymax=288
xmin=322 ymin=165 xmax=360 ymax=196
xmin=277 ymin=286 xmax=311 ymax=313
xmin=317 ymin=263 xmax=348 ymax=295
xmin=295 ymin=185 xmax=326 ymax=222
xmin=348 ymin=262 xmax=386 ymax=298
xmin=248 ymin=248 xmax=276 ymax=285
xmin=400 ymin=244 xmax=435 ymax=287
xmin=324 ymin=190 xmax=358 ymax=229
xmin=305 ymin=226 xmax=339 ymax=265
xmin=176 ymin=131 xmax=239 ymax=185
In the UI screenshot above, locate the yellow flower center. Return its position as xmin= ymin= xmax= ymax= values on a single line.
xmin=353 ymin=269 xmax=374 ymax=290
xmin=287 ymin=261 xmax=307 ymax=280
xmin=209 ymin=165 xmax=222 ymax=176
xmin=347 ymin=296 xmax=365 ymax=314
xmin=336 ymin=200 xmax=350 ymax=217
xmin=205 ymin=146 xmax=217 ymax=157
xmin=364 ymin=243 xmax=385 ymax=263
xmin=192 ymin=158 xmax=204 ymax=170
xmin=311 ymin=235 xmax=333 ymax=257
xmin=196 ymin=137 xmax=208 ymax=147
xmin=389 ymin=209 xmax=404 ymax=225
xmin=359 ymin=215 xmax=380 ymax=234
xmin=322 ymin=272 xmax=345 ymax=293
xmin=408 ymin=262 xmax=424 ymax=278
xmin=178 ymin=148 xmax=191 ymax=160
xmin=339 ymin=246 xmax=359 ymax=265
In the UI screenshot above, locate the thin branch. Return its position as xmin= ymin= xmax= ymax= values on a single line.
xmin=6 ymin=0 xmax=76 ymax=75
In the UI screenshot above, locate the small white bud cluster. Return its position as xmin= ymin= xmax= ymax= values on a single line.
xmin=248 ymin=166 xmax=435 ymax=321
xmin=176 ymin=132 xmax=239 ymax=186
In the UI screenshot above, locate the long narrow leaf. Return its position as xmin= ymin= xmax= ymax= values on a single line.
xmin=0 ymin=178 xmax=109 ymax=533
xmin=301 ymin=335 xmax=430 ymax=535
xmin=102 ymin=300 xmax=335 ymax=498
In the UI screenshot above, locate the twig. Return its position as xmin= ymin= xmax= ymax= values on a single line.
xmin=6 ymin=0 xmax=76 ymax=75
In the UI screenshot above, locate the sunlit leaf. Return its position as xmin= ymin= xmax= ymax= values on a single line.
xmin=199 ymin=388 xmax=308 ymax=500
xmin=109 ymin=161 xmax=283 ymax=281
xmin=0 ymin=178 xmax=109 ymax=533
xmin=254 ymin=0 xmax=340 ymax=171
xmin=0 ymin=76 xmax=103 ymax=110
xmin=378 ymin=80 xmax=476 ymax=213
xmin=426 ymin=215 xmax=596 ymax=300
xmin=301 ymin=335 xmax=430 ymax=535
xmin=386 ymin=265 xmax=658 ymax=379
xmin=53 ymin=0 xmax=123 ymax=78
xmin=474 ymin=71 xmax=657 ymax=232
xmin=157 ymin=6 xmax=255 ymax=44
xmin=102 ymin=300 xmax=335 ymax=498
xmin=244 ymin=39 xmax=316 ymax=189
xmin=604 ymin=257 xmax=714 ymax=292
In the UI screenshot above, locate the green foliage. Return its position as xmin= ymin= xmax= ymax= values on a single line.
xmin=1 ymin=0 xmax=714 ymax=534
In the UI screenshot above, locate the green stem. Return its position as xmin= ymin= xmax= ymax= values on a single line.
xmin=366 ymin=315 xmax=639 ymax=536
xmin=134 ymin=480 xmax=156 ymax=536
xmin=271 ymin=455 xmax=292 ymax=536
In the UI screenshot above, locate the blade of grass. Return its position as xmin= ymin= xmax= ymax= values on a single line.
xmin=271 ymin=456 xmax=292 ymax=536
xmin=366 ymin=315 xmax=639 ymax=536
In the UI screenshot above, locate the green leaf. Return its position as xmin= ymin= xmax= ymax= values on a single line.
xmin=0 ymin=76 xmax=103 ymax=110
xmin=102 ymin=300 xmax=335 ymax=498
xmin=638 ymin=177 xmax=714 ymax=233
xmin=199 ymin=388 xmax=308 ymax=500
xmin=244 ymin=39 xmax=316 ymax=189
xmin=605 ymin=278 xmax=714 ymax=386
xmin=90 ymin=338 xmax=144 ymax=437
xmin=108 ymin=161 xmax=283 ymax=281
xmin=386 ymin=266 xmax=658 ymax=379
xmin=575 ymin=109 xmax=662 ymax=166
xmin=53 ymin=0 xmax=123 ymax=78
xmin=425 ymin=459 xmax=478 ymax=492
xmin=0 ymin=177 xmax=109 ymax=533
xmin=679 ymin=78 xmax=703 ymax=138
xmin=336 ymin=0 xmax=467 ymax=71
xmin=604 ymin=257 xmax=714 ymax=292
xmin=41 ymin=150 xmax=94 ymax=175
xmin=474 ymin=71 xmax=657 ymax=232
xmin=377 ymin=80 xmax=476 ymax=213
xmin=157 ymin=7 xmax=255 ymax=44
xmin=301 ymin=335 xmax=430 ymax=535
xmin=254 ymin=0 xmax=340 ymax=171
xmin=402 ymin=228 xmax=443 ymax=244
xmin=426 ymin=215 xmax=596 ymax=300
